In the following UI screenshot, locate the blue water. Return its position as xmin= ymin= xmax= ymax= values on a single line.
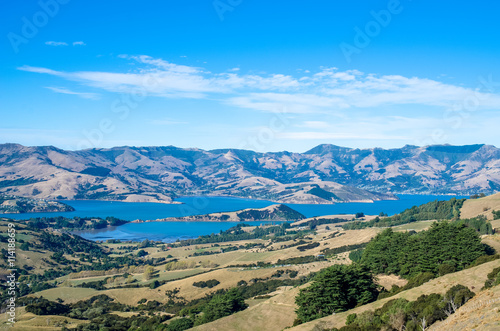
xmin=4 ymin=195 xmax=466 ymax=242
xmin=75 ymin=220 xmax=277 ymax=243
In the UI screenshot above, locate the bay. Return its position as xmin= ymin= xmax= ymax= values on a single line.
xmin=4 ymin=194 xmax=466 ymax=242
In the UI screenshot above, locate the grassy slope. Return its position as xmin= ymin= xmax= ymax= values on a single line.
xmin=461 ymin=192 xmax=500 ymax=220
xmin=428 ymin=284 xmax=500 ymax=331
xmin=26 ymin=227 xmax=378 ymax=306
xmin=6 ymin=202 xmax=498 ymax=331
xmin=191 ymin=286 xmax=302 ymax=331
xmin=0 ymin=307 xmax=89 ymax=330
xmin=287 ymin=259 xmax=500 ymax=331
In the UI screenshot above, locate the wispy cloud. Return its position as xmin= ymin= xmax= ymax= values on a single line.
xmin=45 ymin=41 xmax=68 ymax=46
xmin=45 ymin=41 xmax=86 ymax=47
xmin=45 ymin=86 xmax=100 ymax=100
xmin=298 ymin=121 xmax=331 ymax=129
xmin=18 ymin=55 xmax=500 ymax=115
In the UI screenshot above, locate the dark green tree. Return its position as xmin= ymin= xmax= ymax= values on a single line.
xmin=295 ymin=264 xmax=378 ymax=323
xmin=195 ymin=288 xmax=248 ymax=325
xmin=167 ymin=317 xmax=194 ymax=331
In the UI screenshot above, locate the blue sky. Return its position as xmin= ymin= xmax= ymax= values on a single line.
xmin=1 ymin=0 xmax=500 ymax=152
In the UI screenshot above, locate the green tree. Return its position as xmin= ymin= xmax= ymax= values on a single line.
xmin=295 ymin=264 xmax=378 ymax=323
xmin=167 ymin=317 xmax=194 ymax=331
xmin=195 ymin=288 xmax=248 ymax=325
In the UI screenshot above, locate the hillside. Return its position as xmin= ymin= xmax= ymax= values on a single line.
xmin=428 ymin=283 xmax=500 ymax=330
xmin=0 ymin=194 xmax=74 ymax=214
xmin=4 ymin=143 xmax=500 ymax=203
xmin=461 ymin=192 xmax=500 ymax=221
xmin=2 ymin=195 xmax=499 ymax=331
xmin=138 ymin=204 xmax=306 ymax=222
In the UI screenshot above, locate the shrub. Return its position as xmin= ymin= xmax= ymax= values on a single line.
xmin=438 ymin=263 xmax=456 ymax=276
xmin=167 ymin=317 xmax=194 ymax=331
xmin=193 ymin=279 xmax=220 ymax=289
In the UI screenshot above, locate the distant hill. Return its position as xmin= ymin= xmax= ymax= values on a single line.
xmin=1 ymin=143 xmax=500 ymax=203
xmin=0 ymin=194 xmax=74 ymax=214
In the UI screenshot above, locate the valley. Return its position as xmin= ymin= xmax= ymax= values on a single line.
xmin=1 ymin=193 xmax=499 ymax=330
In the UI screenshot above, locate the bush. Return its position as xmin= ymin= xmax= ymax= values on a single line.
xmin=167 ymin=317 xmax=194 ymax=331
xmin=149 ymin=280 xmax=160 ymax=289
xmin=346 ymin=313 xmax=357 ymax=325
xmin=25 ymin=297 xmax=70 ymax=316
xmin=296 ymin=242 xmax=320 ymax=252
xmin=193 ymin=279 xmax=220 ymax=289
xmin=348 ymin=249 xmax=363 ymax=263
xmin=137 ymin=249 xmax=148 ymax=257
xmin=438 ymin=263 xmax=456 ymax=276
xmin=483 ymin=267 xmax=500 ymax=289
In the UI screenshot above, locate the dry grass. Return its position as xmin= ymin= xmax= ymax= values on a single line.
xmin=191 ymin=285 xmax=302 ymax=331
xmin=30 ymin=287 xmax=100 ymax=304
xmin=428 ymin=284 xmax=500 ymax=331
xmin=0 ymin=307 xmax=87 ymax=330
xmin=482 ymin=235 xmax=500 ymax=254
xmin=375 ymin=274 xmax=408 ymax=291
xmin=391 ymin=220 xmax=436 ymax=232
xmin=461 ymin=193 xmax=500 ymax=220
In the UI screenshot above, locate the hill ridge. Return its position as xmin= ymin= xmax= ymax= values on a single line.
xmin=1 ymin=143 xmax=500 ymax=203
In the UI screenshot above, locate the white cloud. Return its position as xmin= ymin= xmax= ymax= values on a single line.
xmin=45 ymin=41 xmax=68 ymax=46
xmin=73 ymin=41 xmax=86 ymax=46
xmin=45 ymin=86 xmax=100 ymax=100
xmin=17 ymin=56 xmax=500 ymax=115
xmin=277 ymin=131 xmax=407 ymax=140
xmin=298 ymin=121 xmax=331 ymax=129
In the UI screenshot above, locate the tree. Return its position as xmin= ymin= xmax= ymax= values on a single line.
xmin=143 ymin=266 xmax=155 ymax=280
xmin=295 ymin=264 xmax=378 ymax=323
xmin=443 ymin=284 xmax=474 ymax=316
xmin=149 ymin=280 xmax=160 ymax=289
xmin=137 ymin=249 xmax=148 ymax=257
xmin=195 ymin=288 xmax=248 ymax=325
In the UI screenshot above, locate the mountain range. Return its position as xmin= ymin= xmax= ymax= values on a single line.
xmin=0 ymin=143 xmax=499 ymax=204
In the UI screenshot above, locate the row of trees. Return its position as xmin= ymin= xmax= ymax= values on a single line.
xmin=343 ymin=198 xmax=466 ymax=230
xmin=360 ymin=222 xmax=488 ymax=278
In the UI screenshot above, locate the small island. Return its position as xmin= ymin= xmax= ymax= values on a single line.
xmin=134 ymin=204 xmax=306 ymax=223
